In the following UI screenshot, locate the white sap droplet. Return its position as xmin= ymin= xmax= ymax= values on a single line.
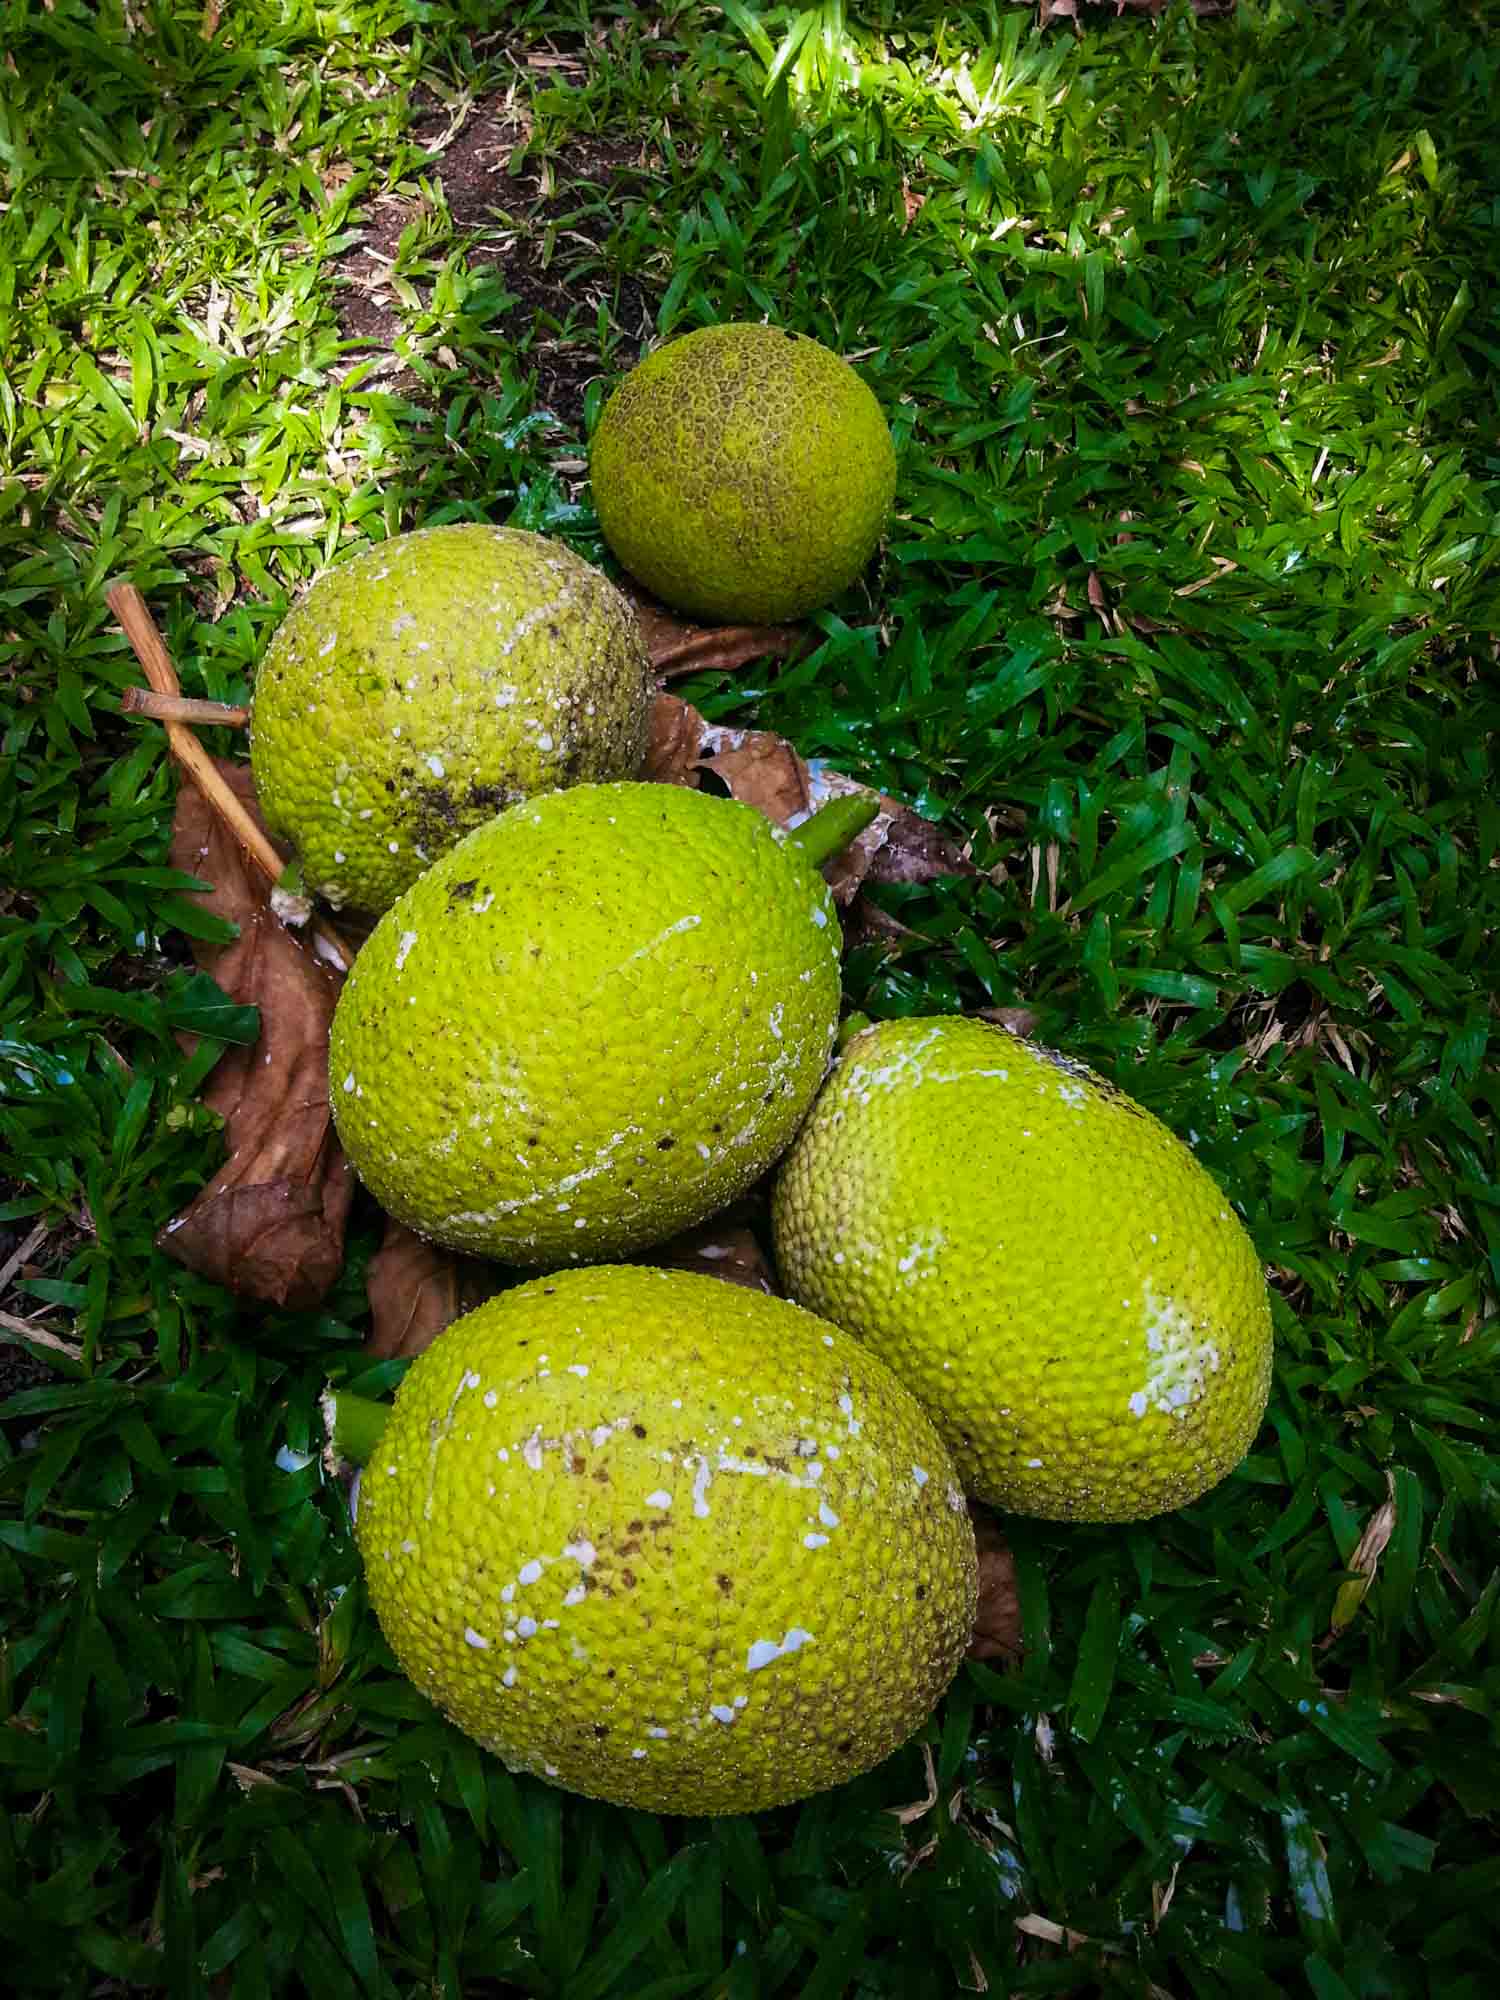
xmin=464 ymin=1628 xmax=490 ymax=1649
xmin=517 ymin=1559 xmax=544 ymax=1586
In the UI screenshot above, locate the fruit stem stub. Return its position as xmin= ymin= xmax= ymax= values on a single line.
xmin=320 ymin=1386 xmax=392 ymax=1474
xmin=787 ymin=792 xmax=880 ymax=869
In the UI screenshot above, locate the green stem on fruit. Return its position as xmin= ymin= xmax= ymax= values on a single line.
xmin=786 ymin=792 xmax=880 ymax=868
xmin=837 ymin=1011 xmax=872 ymax=1048
xmin=320 ymin=1386 xmax=392 ymax=1472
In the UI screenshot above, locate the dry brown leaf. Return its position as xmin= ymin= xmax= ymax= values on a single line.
xmin=651 ymin=1220 xmax=778 ymax=1294
xmin=700 ymin=725 xmax=815 ymax=830
xmin=365 ymin=1219 xmax=503 ymax=1359
xmin=631 ymin=589 xmax=807 ymax=681
xmin=840 ymin=895 xmax=927 ymax=956
xmin=967 ymin=1506 xmax=1023 ymax=1662
xmin=977 ymin=1005 xmax=1042 ymax=1039
xmin=642 ymin=690 xmax=712 ymax=787
xmin=643 ymin=694 xmax=972 ymax=906
xmin=157 ymin=761 xmax=354 ymax=1310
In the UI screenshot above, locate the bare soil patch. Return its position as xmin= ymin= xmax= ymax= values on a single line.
xmin=336 ymin=93 xmax=660 ymax=428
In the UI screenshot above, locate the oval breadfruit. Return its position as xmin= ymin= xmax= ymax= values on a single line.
xmin=249 ymin=524 xmax=651 ymax=915
xmin=589 ymin=322 xmax=896 ymax=625
xmin=327 ymin=782 xmax=845 ymax=1265
xmin=773 ymin=1017 xmax=1274 ymax=1523
xmin=354 ymin=1265 xmax=978 ymax=1814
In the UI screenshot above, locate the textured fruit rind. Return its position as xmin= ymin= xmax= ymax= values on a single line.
xmin=354 ymin=1266 xmax=977 ymax=1815
xmin=328 ymin=782 xmax=844 ymax=1264
xmin=590 ymin=323 xmax=897 ymax=625
xmin=771 ymin=1017 xmax=1274 ymax=1522
xmin=249 ymin=524 xmax=651 ymax=914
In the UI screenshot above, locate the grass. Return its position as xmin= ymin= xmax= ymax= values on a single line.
xmin=1 ymin=0 xmax=1497 ymax=1991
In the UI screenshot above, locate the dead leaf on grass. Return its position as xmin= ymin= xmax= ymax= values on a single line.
xmin=644 ymin=693 xmax=973 ymax=906
xmin=967 ymin=1507 xmax=1023 ymax=1662
xmin=365 ymin=1219 xmax=503 ymax=1359
xmin=641 ymin=690 xmax=709 ymax=787
xmin=651 ymin=1220 xmax=778 ymax=1294
xmin=977 ymin=1005 xmax=1042 ymax=1039
xmin=157 ymin=761 xmax=354 ymax=1310
xmin=632 ymin=590 xmax=808 ymax=682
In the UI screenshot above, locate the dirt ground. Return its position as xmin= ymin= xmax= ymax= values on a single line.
xmin=335 ymin=91 xmax=660 ymax=429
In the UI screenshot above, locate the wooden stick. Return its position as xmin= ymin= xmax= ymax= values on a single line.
xmin=106 ymin=582 xmax=354 ymax=972
xmin=0 ymin=1219 xmax=49 ymax=1300
xmin=121 ymin=687 xmax=249 ymax=728
xmin=0 ymin=1308 xmax=83 ymax=1362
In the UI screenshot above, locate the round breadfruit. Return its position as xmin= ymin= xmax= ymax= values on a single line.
xmin=589 ymin=322 xmax=896 ymax=624
xmin=328 ymin=781 xmax=845 ymax=1265
xmin=249 ymin=524 xmax=651 ymax=915
xmin=771 ymin=1017 xmax=1274 ymax=1523
xmin=353 ymin=1265 xmax=977 ymax=1815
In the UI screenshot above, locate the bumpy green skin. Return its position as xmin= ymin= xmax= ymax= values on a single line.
xmin=771 ymin=1018 xmax=1274 ymax=1523
xmin=354 ymin=1267 xmax=977 ymax=1815
xmin=590 ymin=323 xmax=897 ymax=625
xmin=249 ymin=525 xmax=651 ymax=915
xmin=329 ymin=782 xmax=844 ymax=1264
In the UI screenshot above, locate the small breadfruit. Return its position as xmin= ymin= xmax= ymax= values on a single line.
xmin=249 ymin=524 xmax=651 ymax=915
xmin=352 ymin=1265 xmax=978 ymax=1815
xmin=328 ymin=782 xmax=857 ymax=1265
xmin=589 ymin=322 xmax=896 ymax=625
xmin=772 ymin=1017 xmax=1274 ymax=1523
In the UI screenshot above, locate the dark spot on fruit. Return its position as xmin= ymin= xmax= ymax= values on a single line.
xmin=627 ymin=1520 xmax=644 ymax=1534
xmin=593 ymin=1722 xmax=609 ymax=1738
xmin=837 ymin=1738 xmax=853 ymax=1755
xmin=530 ymin=945 xmax=542 ymax=959
xmin=915 ymin=1584 xmax=927 ymax=1601
xmin=606 ymin=1668 xmax=616 ymax=1680
xmin=762 ymin=1090 xmax=775 ymax=1106
xmin=621 ymin=1568 xmax=637 ymax=1588
xmin=763 ymin=1454 xmax=790 ymax=1473
xmin=656 ymin=1136 xmax=675 ymax=1151
xmin=446 ymin=877 xmax=478 ymax=905
xmin=570 ymin=1455 xmax=586 ymax=1475
xmin=632 ymin=1423 xmax=647 ymax=1439
xmin=620 ymin=1539 xmax=641 ymax=1558
xmin=716 ymin=1574 xmax=733 ymax=1595
xmin=711 ymin=1123 xmax=723 ymax=1134
xmin=593 ymin=1468 xmax=610 ymax=1484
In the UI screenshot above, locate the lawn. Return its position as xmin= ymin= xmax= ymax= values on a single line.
xmin=2 ymin=0 xmax=1498 ymax=1993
